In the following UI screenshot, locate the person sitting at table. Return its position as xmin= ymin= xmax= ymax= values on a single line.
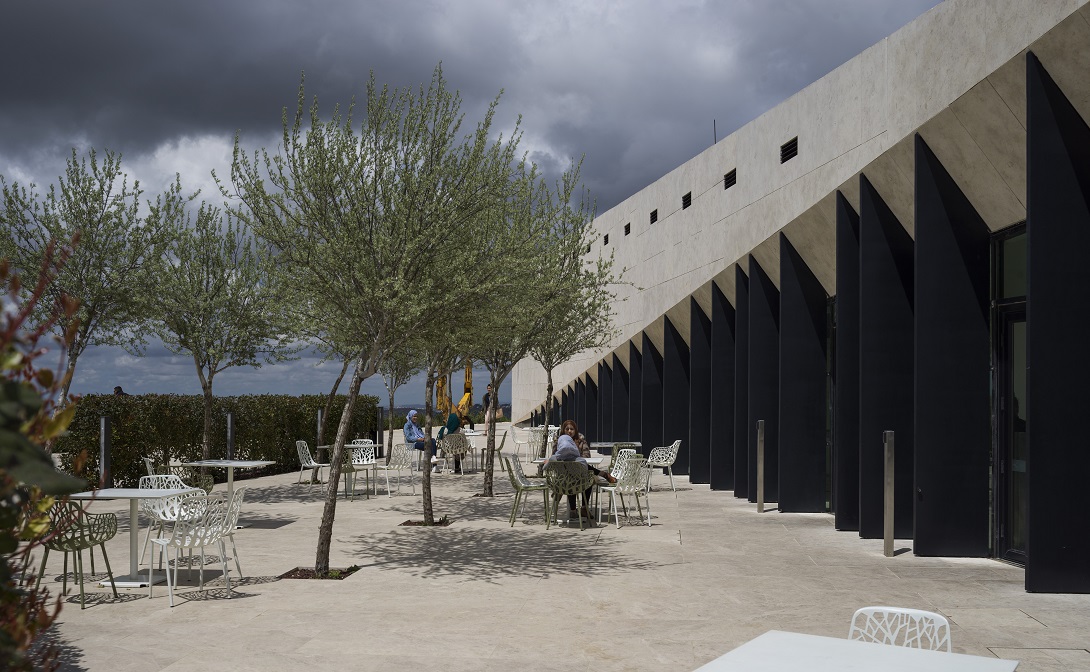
xmin=545 ymin=425 xmax=615 ymax=520
xmin=403 ymin=410 xmax=438 ymax=472
xmin=437 ymin=411 xmax=464 ymax=474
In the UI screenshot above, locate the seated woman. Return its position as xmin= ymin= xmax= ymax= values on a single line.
xmin=437 ymin=411 xmax=463 ymax=474
xmin=545 ymin=420 xmax=615 ymax=520
xmin=403 ymin=410 xmax=438 ymax=471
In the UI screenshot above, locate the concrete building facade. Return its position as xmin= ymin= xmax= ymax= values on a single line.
xmin=511 ymin=0 xmax=1090 ymax=592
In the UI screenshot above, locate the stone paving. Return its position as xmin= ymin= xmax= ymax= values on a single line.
xmin=37 ymin=434 xmax=1090 ymax=671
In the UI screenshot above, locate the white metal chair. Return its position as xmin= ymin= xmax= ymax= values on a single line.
xmin=848 ymin=606 xmax=952 ymax=652
xmin=646 ymin=439 xmax=682 ymax=496
xmin=598 ymin=456 xmax=653 ymax=528
xmin=138 ymin=475 xmax=206 ymax=565
xmin=527 ymin=426 xmax=547 ymax=461
xmin=342 ymin=444 xmax=376 ymax=500
xmin=504 ymin=454 xmax=548 ymax=526
xmin=510 ymin=425 xmax=529 ymax=462
xmin=149 ymin=488 xmax=246 ymax=607
xmin=296 ymin=440 xmax=330 ymax=484
xmin=438 ymin=433 xmax=471 ymax=474
xmin=375 ymin=443 xmax=415 ymax=496
xmin=594 ymin=447 xmax=636 ymax=511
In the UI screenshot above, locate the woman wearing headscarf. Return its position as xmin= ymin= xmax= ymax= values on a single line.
xmin=403 ymin=410 xmax=438 ymax=470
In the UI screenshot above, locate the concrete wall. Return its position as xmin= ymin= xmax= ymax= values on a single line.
xmin=513 ymin=0 xmax=1090 ymax=421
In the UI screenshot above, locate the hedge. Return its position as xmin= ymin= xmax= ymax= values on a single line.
xmin=54 ymin=393 xmax=378 ymax=488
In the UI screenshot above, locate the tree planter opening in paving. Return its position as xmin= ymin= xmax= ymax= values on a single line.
xmin=399 ymin=516 xmax=452 ymax=527
xmin=280 ymin=566 xmax=361 ymax=580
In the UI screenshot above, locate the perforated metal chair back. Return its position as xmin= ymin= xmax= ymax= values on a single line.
xmin=848 ymin=606 xmax=952 ymax=652
xmin=296 ymin=440 xmax=329 ymax=483
xmin=645 ymin=439 xmax=682 ymax=495
xmin=609 ymin=447 xmax=638 ymax=478
xmin=543 ymin=461 xmax=596 ymax=530
xmin=35 ymin=500 xmax=120 ymax=608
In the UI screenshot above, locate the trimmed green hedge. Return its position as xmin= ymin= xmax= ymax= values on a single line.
xmin=54 ymin=394 xmax=378 ymax=487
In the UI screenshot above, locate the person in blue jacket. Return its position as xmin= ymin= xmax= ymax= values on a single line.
xmin=403 ymin=410 xmax=437 ymax=470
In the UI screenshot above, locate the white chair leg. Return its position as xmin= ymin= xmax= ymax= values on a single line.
xmin=166 ymin=547 xmax=176 ymax=608
xmin=148 ymin=545 xmax=157 ymax=600
xmin=228 ymin=532 xmax=242 ymax=577
xmin=218 ymin=539 xmax=231 ymax=597
xmin=385 ymin=470 xmax=393 ymax=498
xmin=644 ymin=493 xmax=652 ymax=526
xmin=668 ymin=467 xmax=675 ymax=496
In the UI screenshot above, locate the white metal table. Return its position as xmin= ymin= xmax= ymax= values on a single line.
xmin=590 ymin=441 xmax=642 ymax=453
xmin=692 ymin=630 xmax=1019 ymax=671
xmin=533 ymin=457 xmax=605 ymax=466
xmin=70 ymin=487 xmax=199 ymax=588
xmin=181 ymin=459 xmax=275 ymax=498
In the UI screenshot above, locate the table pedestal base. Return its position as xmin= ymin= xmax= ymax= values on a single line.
xmin=100 ymin=573 xmax=166 ymax=588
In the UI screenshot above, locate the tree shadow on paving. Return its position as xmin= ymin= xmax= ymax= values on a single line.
xmin=236 ymin=481 xmax=330 ymax=505
xmin=32 ymin=626 xmax=89 ymax=671
xmin=346 ymin=527 xmax=657 ymax=584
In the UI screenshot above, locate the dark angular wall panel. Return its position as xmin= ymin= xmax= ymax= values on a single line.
xmin=1026 ymin=52 xmax=1090 ymax=593
xmin=779 ymin=233 xmax=828 ymax=512
xmin=600 ymin=361 xmax=614 ymax=441
xmin=834 ymin=192 xmax=861 ymax=530
xmin=859 ymin=173 xmax=915 ymax=539
xmin=914 ymin=135 xmax=991 ymax=557
xmin=613 ymin=354 xmax=630 ymax=442
xmin=575 ymin=378 xmax=586 ymax=431
xmin=710 ymin=281 xmax=737 ymax=490
xmin=663 ymin=315 xmax=692 ymax=474
xmin=641 ymin=332 xmax=664 ymax=457
xmin=585 ymin=376 xmax=598 ymax=441
xmin=629 ymin=341 xmax=643 ymax=446
xmin=690 ymin=298 xmax=713 ymax=484
xmin=734 ymin=266 xmax=751 ymax=499
xmin=748 ymin=256 xmax=780 ymax=503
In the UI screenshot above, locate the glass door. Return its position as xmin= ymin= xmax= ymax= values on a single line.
xmin=996 ymin=305 xmax=1027 ymax=563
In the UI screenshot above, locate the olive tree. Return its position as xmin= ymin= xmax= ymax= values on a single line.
xmin=379 ymin=346 xmax=420 ymax=457
xmin=222 ymin=65 xmax=522 ymax=574
xmin=0 ymin=149 xmax=174 ymax=402
xmin=529 ymin=160 xmax=622 ymax=457
xmin=148 ymin=183 xmax=299 ymax=461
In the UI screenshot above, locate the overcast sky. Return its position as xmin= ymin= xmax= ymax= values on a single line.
xmin=0 ymin=0 xmax=941 ymax=404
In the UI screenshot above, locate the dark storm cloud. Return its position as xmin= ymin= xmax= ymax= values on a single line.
xmin=2 ymin=0 xmax=942 ymax=396
xmin=2 ymin=0 xmax=941 ymax=209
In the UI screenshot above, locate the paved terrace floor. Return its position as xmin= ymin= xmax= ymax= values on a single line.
xmin=38 ymin=439 xmax=1090 ymax=671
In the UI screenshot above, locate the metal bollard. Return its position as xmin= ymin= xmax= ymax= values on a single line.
xmin=883 ymin=430 xmax=895 ymax=557
xmin=99 ymin=415 xmax=111 ymax=488
xmin=756 ymin=419 xmax=765 ymax=513
xmin=226 ymin=411 xmax=235 ymax=460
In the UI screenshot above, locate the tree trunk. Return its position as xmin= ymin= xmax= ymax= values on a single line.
xmin=387 ymin=390 xmax=397 ymax=464
xmin=200 ymin=378 xmax=215 ymax=462
xmin=314 ymin=358 xmax=365 ymax=576
xmin=542 ymin=367 xmax=554 ymax=459
xmin=481 ymin=372 xmax=501 ymax=497
xmin=421 ymin=370 xmax=436 ymax=525
xmin=319 ymin=358 xmax=351 ymax=444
